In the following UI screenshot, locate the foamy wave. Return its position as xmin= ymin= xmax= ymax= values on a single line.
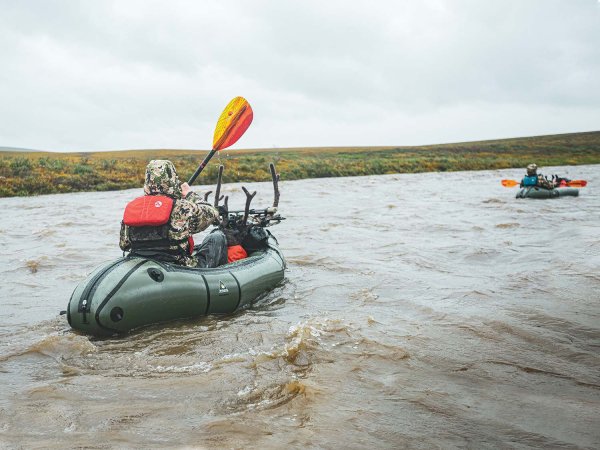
xmin=150 ymin=362 xmax=212 ymax=374
xmin=350 ymin=288 xmax=380 ymax=304
xmin=229 ymin=380 xmax=309 ymax=413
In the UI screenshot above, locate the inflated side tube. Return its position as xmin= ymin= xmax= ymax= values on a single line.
xmin=516 ymin=187 xmax=579 ymax=199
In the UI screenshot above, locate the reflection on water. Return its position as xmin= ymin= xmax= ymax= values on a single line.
xmin=1 ymin=165 xmax=599 ymax=448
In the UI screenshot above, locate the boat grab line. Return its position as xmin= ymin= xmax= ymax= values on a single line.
xmin=94 ymin=260 xmax=149 ymax=333
xmin=200 ymin=274 xmax=211 ymax=315
xmin=230 ymin=271 xmax=242 ymax=311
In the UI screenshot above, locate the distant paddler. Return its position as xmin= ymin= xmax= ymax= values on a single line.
xmin=519 ymin=164 xmax=554 ymax=189
xmin=501 ymin=165 xmax=587 ymax=189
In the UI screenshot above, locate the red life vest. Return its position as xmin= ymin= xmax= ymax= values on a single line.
xmin=124 ymin=195 xmax=174 ymax=226
xmin=123 ymin=195 xmax=194 ymax=256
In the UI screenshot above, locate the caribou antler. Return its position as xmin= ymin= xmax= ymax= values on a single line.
xmin=269 ymin=162 xmax=280 ymax=216
xmin=203 ymin=191 xmax=212 ymax=202
xmin=221 ymin=195 xmax=229 ymax=227
xmin=210 ymin=163 xmax=283 ymax=229
xmin=214 ymin=165 xmax=224 ymax=207
xmin=241 ymin=186 xmax=257 ymax=226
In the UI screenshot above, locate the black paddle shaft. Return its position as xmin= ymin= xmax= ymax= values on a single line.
xmin=188 ymin=149 xmax=217 ymax=185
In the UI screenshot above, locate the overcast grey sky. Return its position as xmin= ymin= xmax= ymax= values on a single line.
xmin=1 ymin=0 xmax=599 ymax=151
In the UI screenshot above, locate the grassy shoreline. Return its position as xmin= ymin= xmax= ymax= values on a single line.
xmin=1 ymin=131 xmax=598 ymax=197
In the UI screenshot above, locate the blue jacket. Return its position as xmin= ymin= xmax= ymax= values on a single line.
xmin=522 ymin=175 xmax=538 ymax=186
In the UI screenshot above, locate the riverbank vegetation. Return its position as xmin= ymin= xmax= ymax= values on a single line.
xmin=0 ymin=131 xmax=598 ymax=197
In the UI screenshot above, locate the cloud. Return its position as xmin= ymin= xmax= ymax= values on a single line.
xmin=0 ymin=0 xmax=598 ymax=150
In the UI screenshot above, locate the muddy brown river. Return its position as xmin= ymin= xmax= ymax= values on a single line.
xmin=1 ymin=165 xmax=599 ymax=449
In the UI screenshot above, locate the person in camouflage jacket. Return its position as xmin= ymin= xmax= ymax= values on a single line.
xmin=120 ymin=160 xmax=227 ymax=267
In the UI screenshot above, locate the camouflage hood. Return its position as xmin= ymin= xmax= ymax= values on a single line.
xmin=143 ymin=160 xmax=183 ymax=198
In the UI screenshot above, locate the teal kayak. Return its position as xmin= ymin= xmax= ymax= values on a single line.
xmin=516 ymin=187 xmax=579 ymax=199
xmin=67 ymin=235 xmax=285 ymax=337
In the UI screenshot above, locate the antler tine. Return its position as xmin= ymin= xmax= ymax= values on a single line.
xmin=214 ymin=165 xmax=224 ymax=207
xmin=241 ymin=186 xmax=257 ymax=226
xmin=269 ymin=163 xmax=280 ymax=209
xmin=203 ymin=191 xmax=212 ymax=202
xmin=221 ymin=195 xmax=229 ymax=227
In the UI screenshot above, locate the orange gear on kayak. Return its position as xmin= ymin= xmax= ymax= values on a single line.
xmin=227 ymin=245 xmax=247 ymax=263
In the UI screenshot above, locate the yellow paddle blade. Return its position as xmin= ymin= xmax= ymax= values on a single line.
xmin=501 ymin=179 xmax=519 ymax=187
xmin=212 ymin=96 xmax=253 ymax=150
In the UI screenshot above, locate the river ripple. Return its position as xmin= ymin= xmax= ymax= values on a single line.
xmin=0 ymin=165 xmax=599 ymax=448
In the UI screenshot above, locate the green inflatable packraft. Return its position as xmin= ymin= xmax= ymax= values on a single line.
xmin=516 ymin=186 xmax=579 ymax=199
xmin=67 ymin=235 xmax=285 ymax=337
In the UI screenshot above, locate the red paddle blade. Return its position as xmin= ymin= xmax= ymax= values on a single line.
xmin=566 ymin=180 xmax=587 ymax=188
xmin=501 ymin=179 xmax=519 ymax=187
xmin=212 ymin=96 xmax=253 ymax=151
